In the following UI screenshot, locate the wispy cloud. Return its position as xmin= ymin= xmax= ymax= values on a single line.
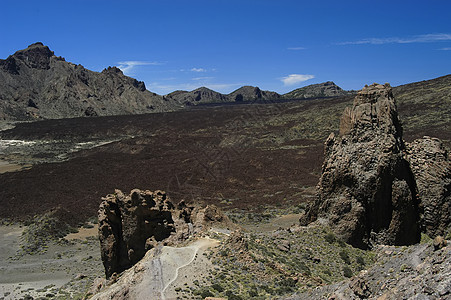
xmin=192 ymin=77 xmax=214 ymax=81
xmin=190 ymin=67 xmax=207 ymax=72
xmin=438 ymin=47 xmax=451 ymax=50
xmin=117 ymin=61 xmax=162 ymax=75
xmin=281 ymin=74 xmax=315 ymax=86
xmin=337 ymin=33 xmax=451 ymax=45
xmin=287 ymin=47 xmax=306 ymax=50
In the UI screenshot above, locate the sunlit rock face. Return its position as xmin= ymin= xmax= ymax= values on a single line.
xmin=300 ymin=83 xmax=421 ymax=249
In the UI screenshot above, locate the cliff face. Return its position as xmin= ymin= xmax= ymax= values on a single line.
xmin=300 ymin=84 xmax=421 ymax=249
xmin=300 ymin=82 xmax=451 ymax=249
xmin=98 ymin=189 xmax=231 ymax=278
xmin=0 ymin=42 xmax=179 ymax=121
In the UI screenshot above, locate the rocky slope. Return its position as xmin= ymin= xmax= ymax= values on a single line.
xmin=283 ymin=81 xmax=351 ymax=99
xmin=0 ymin=42 xmax=179 ymax=121
xmin=290 ymin=240 xmax=450 ymax=300
xmin=393 ymin=74 xmax=451 ymax=144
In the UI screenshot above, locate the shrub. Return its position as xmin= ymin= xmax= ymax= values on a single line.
xmin=339 ymin=250 xmax=351 ymax=265
xmin=343 ymin=266 xmax=353 ymax=278
xmin=211 ymin=283 xmax=223 ymax=292
xmin=356 ymin=255 xmax=365 ymax=266
xmin=324 ymin=232 xmax=336 ymax=244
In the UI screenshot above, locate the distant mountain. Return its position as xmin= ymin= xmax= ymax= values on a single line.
xmin=165 ymin=87 xmax=228 ymax=106
xmin=165 ymin=85 xmax=281 ymax=106
xmin=283 ymin=81 xmax=351 ymax=99
xmin=228 ymin=86 xmax=281 ymax=102
xmin=0 ymin=42 xmax=179 ymax=121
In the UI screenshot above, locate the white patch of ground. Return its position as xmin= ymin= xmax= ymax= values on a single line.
xmin=0 ymin=160 xmax=25 ymax=174
xmin=91 ymin=237 xmax=220 ymax=300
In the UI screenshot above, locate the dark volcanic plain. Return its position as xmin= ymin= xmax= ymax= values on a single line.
xmin=0 ymin=75 xmax=450 ymax=228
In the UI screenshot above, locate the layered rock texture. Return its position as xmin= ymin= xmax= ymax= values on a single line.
xmin=407 ymin=137 xmax=451 ymax=237
xmin=98 ymin=189 xmax=230 ymax=278
xmin=300 ymin=83 xmax=422 ymax=248
xmin=0 ymin=42 xmax=178 ymax=121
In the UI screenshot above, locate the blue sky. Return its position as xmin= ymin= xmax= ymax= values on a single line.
xmin=1 ymin=0 xmax=450 ymax=95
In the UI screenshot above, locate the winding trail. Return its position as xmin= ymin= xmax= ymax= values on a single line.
xmin=161 ymin=237 xmax=218 ymax=299
xmin=90 ymin=237 xmax=219 ymax=300
xmin=160 ymin=245 xmax=197 ymax=299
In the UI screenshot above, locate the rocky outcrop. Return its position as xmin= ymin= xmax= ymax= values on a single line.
xmin=165 ymin=87 xmax=228 ymax=106
xmin=0 ymin=43 xmax=179 ymax=121
xmin=98 ymin=189 xmax=230 ymax=278
xmin=283 ymin=81 xmax=351 ymax=99
xmin=407 ymin=137 xmax=451 ymax=237
xmin=300 ymin=83 xmax=421 ymax=249
xmin=228 ymin=86 xmax=281 ymax=102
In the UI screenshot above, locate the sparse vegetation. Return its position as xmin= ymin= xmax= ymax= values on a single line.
xmin=189 ymin=224 xmax=376 ymax=299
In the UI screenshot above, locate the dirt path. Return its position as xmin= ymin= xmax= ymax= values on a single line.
xmin=91 ymin=237 xmax=219 ymax=300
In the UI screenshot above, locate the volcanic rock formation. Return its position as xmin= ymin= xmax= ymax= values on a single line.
xmin=98 ymin=189 xmax=230 ymax=278
xmin=300 ymin=83 xmax=421 ymax=249
xmin=407 ymin=137 xmax=451 ymax=237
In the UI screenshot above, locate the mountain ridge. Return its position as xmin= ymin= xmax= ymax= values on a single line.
xmin=1 ymin=43 xmax=449 ymax=122
xmin=0 ymin=42 xmax=180 ymax=121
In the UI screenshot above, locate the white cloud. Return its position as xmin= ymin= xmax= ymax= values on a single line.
xmin=337 ymin=33 xmax=451 ymax=45
xmin=281 ymin=74 xmax=315 ymax=86
xmin=191 ymin=67 xmax=207 ymax=72
xmin=192 ymin=77 xmax=214 ymax=81
xmin=439 ymin=47 xmax=451 ymax=50
xmin=287 ymin=47 xmax=306 ymax=50
xmin=117 ymin=61 xmax=162 ymax=75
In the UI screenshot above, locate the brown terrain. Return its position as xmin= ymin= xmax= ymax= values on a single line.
xmin=0 ymin=46 xmax=450 ymax=299
xmin=0 ymin=75 xmax=450 ymax=228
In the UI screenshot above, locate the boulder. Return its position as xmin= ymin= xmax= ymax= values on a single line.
xmin=300 ymin=83 xmax=421 ymax=249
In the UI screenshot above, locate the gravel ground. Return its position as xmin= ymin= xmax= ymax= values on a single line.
xmin=0 ymin=225 xmax=103 ymax=300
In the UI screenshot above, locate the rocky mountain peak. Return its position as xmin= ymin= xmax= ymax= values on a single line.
xmin=283 ymin=81 xmax=350 ymax=99
xmin=102 ymin=66 xmax=124 ymax=75
xmin=12 ymin=42 xmax=55 ymax=70
xmin=339 ymin=82 xmax=402 ymax=139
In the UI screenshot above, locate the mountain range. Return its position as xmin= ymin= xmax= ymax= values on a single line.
xmin=0 ymin=43 xmax=350 ymax=121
